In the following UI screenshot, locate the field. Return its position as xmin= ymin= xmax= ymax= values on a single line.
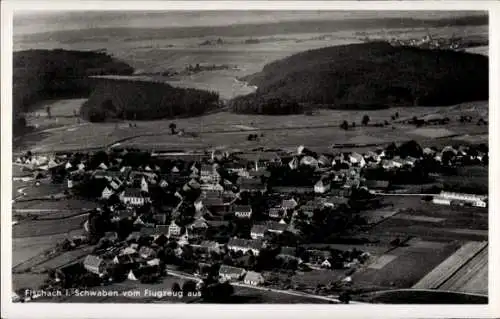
xmin=12 ymin=214 xmax=88 ymax=238
xmin=351 ymin=241 xmax=462 ymax=289
xmin=438 ymin=245 xmax=488 ymax=295
xmin=362 ymin=289 xmax=488 ymax=304
xmin=17 ymin=100 xmax=488 ymax=155
xmin=13 ymin=199 xmax=98 ymax=211
xmin=413 ymin=241 xmax=487 ymax=290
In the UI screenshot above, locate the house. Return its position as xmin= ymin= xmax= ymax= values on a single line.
xmin=138 ymin=246 xmax=157 ymax=260
xmin=250 ymin=225 xmax=267 ymax=240
xmin=317 ymin=155 xmax=332 ymax=167
xmin=120 ymin=188 xmax=150 ymax=206
xmin=177 ymin=229 xmax=190 ymax=246
xmin=349 ymin=152 xmax=366 ymax=168
xmin=225 ymin=162 xmax=249 ymax=177
xmin=200 ymin=164 xmax=220 ymax=184
xmin=219 ymin=265 xmax=246 ymax=282
xmin=239 ymin=178 xmax=267 ymax=193
xmin=189 ymin=217 xmax=209 ymax=230
xmin=227 ymin=238 xmax=263 ymax=256
xmin=281 ymin=198 xmax=298 ymax=211
xmin=120 ymin=246 xmax=138 ymax=256
xmin=83 ymin=255 xmax=106 ymax=276
xmin=109 ymin=177 xmax=123 ymax=190
xmin=244 ymin=271 xmax=265 ymax=286
xmin=168 ymin=220 xmax=182 ymax=237
xmin=321 ymin=258 xmax=332 ymax=269
xmin=112 ymin=254 xmax=135 ymax=266
xmin=314 ymin=179 xmax=331 ymax=194
xmin=101 ymin=186 xmax=114 ymax=199
xmin=322 ymin=196 xmax=349 ymax=207
xmin=268 ymin=206 xmax=286 ymax=219
xmin=267 ymin=220 xmax=288 ymax=234
xmin=233 ymin=205 xmax=253 ymax=218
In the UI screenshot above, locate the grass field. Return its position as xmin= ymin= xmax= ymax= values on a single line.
xmin=13 ymin=214 xmax=88 ymax=238
xmin=13 ymin=199 xmax=98 ymax=211
xmin=363 ymin=289 xmax=488 ymax=304
xmin=352 ymin=241 xmax=462 ymax=289
xmin=412 ymin=241 xmax=487 ymax=290
xmin=438 ymin=245 xmax=488 ymax=295
xmin=17 ymin=99 xmax=488 ymax=155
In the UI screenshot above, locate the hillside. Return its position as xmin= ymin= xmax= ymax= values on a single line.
xmin=13 ymin=49 xmax=134 ymax=133
xmin=80 ymin=79 xmax=220 ymax=122
xmin=231 ymin=42 xmax=488 ymax=114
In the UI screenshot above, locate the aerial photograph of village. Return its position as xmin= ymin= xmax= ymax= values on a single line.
xmin=10 ymin=10 xmax=489 ymax=304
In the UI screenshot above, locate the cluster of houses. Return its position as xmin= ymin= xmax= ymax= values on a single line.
xmin=19 ymin=141 xmax=487 ymax=289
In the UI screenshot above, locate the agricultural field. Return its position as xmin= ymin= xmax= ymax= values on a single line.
xmin=438 ymin=245 xmax=488 ymax=295
xmin=413 ymin=241 xmax=487 ymax=290
xmin=351 ymin=240 xmax=462 ymax=289
xmin=13 ymin=199 xmax=98 ymax=211
xmin=12 ymin=214 xmax=88 ymax=238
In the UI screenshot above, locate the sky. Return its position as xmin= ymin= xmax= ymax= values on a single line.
xmin=13 ymin=10 xmax=486 ymax=36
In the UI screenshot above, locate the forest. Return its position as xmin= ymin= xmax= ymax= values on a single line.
xmin=231 ymin=42 xmax=488 ymax=114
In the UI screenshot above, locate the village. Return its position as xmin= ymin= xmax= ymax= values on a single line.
xmin=11 ymin=136 xmax=489 ymax=303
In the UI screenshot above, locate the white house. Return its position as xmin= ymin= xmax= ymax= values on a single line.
xmin=168 ymin=220 xmax=182 ymax=237
xmin=234 ymin=205 xmax=253 ymax=218
xmin=121 ymin=188 xmax=150 ymax=206
xmin=101 ymin=187 xmax=114 ymax=199
xmin=433 ymin=191 xmax=487 ymax=208
xmin=314 ymin=179 xmax=331 ymax=194
xmin=244 ymin=271 xmax=265 ymax=286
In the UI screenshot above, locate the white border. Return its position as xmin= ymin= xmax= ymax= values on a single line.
xmin=1 ymin=1 xmax=499 ymax=319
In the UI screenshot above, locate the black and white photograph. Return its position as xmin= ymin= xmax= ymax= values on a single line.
xmin=1 ymin=1 xmax=498 ymax=317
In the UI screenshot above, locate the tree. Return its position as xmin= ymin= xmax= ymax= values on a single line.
xmin=45 ymin=105 xmax=52 ymax=119
xmin=182 ymin=280 xmax=198 ymax=295
xmin=172 ymin=282 xmax=182 ymax=293
xmin=340 ymin=121 xmax=349 ymax=131
xmin=362 ymin=115 xmax=370 ymax=126
xmin=169 ymin=123 xmax=177 ymax=135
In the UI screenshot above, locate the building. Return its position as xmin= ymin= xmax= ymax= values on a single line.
xmin=314 ymin=179 xmax=331 ymax=194
xmin=234 ymin=205 xmax=253 ymax=218
xmin=199 ymin=241 xmax=221 ymax=254
xmin=244 ymin=271 xmax=265 ymax=286
xmin=364 ymin=180 xmax=390 ymax=191
xmin=281 ymin=198 xmax=298 ymax=211
xmin=83 ymin=255 xmax=106 ymax=276
xmin=250 ymin=225 xmax=267 ymax=240
xmin=267 ymin=220 xmax=288 ymax=234
xmin=101 ymin=187 xmax=114 ymax=199
xmin=225 ymin=162 xmax=250 ymax=177
xmin=120 ymin=188 xmax=150 ymax=206
xmin=432 ymin=191 xmax=487 ymax=208
xmin=168 ymin=220 xmax=182 ymax=237
xmin=200 ymin=164 xmax=220 ymax=184
xmin=227 ymin=238 xmax=263 ymax=256
xmin=219 ymin=265 xmax=246 ymax=282
xmin=268 ymin=206 xmax=286 ymax=219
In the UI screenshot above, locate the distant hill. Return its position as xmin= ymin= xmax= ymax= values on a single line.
xmin=230 ymin=42 xmax=488 ymax=114
xmin=13 ymin=49 xmax=134 ymax=133
xmin=80 ymin=79 xmax=220 ymax=122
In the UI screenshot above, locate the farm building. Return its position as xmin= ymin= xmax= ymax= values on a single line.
xmin=83 ymin=255 xmax=106 ymax=276
xmin=233 ymin=205 xmax=253 ymax=218
xmin=244 ymin=271 xmax=265 ymax=286
xmin=227 ymin=238 xmax=263 ymax=256
xmin=219 ymin=265 xmax=246 ymax=282
xmin=432 ymin=191 xmax=487 ymax=207
xmin=120 ymin=188 xmax=150 ymax=206
xmin=250 ymin=225 xmax=267 ymax=240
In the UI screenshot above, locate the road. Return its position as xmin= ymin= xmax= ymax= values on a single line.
xmin=166 ymin=268 xmax=363 ymax=304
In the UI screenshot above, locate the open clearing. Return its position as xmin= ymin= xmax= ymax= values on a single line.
xmin=368 ymin=255 xmax=398 ymax=270
xmin=352 ymin=241 xmax=462 ymax=289
xmin=392 ymin=214 xmax=445 ymax=223
xmin=412 ymin=241 xmax=487 ymax=290
xmin=410 ymin=127 xmax=456 ymax=138
xmin=438 ymin=246 xmax=488 ymax=295
xmin=17 ymin=99 xmax=488 ymax=155
xmin=13 ymin=214 xmax=88 ymax=238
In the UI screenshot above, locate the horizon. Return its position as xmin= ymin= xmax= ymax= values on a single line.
xmin=13 ymin=10 xmax=487 ymax=36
